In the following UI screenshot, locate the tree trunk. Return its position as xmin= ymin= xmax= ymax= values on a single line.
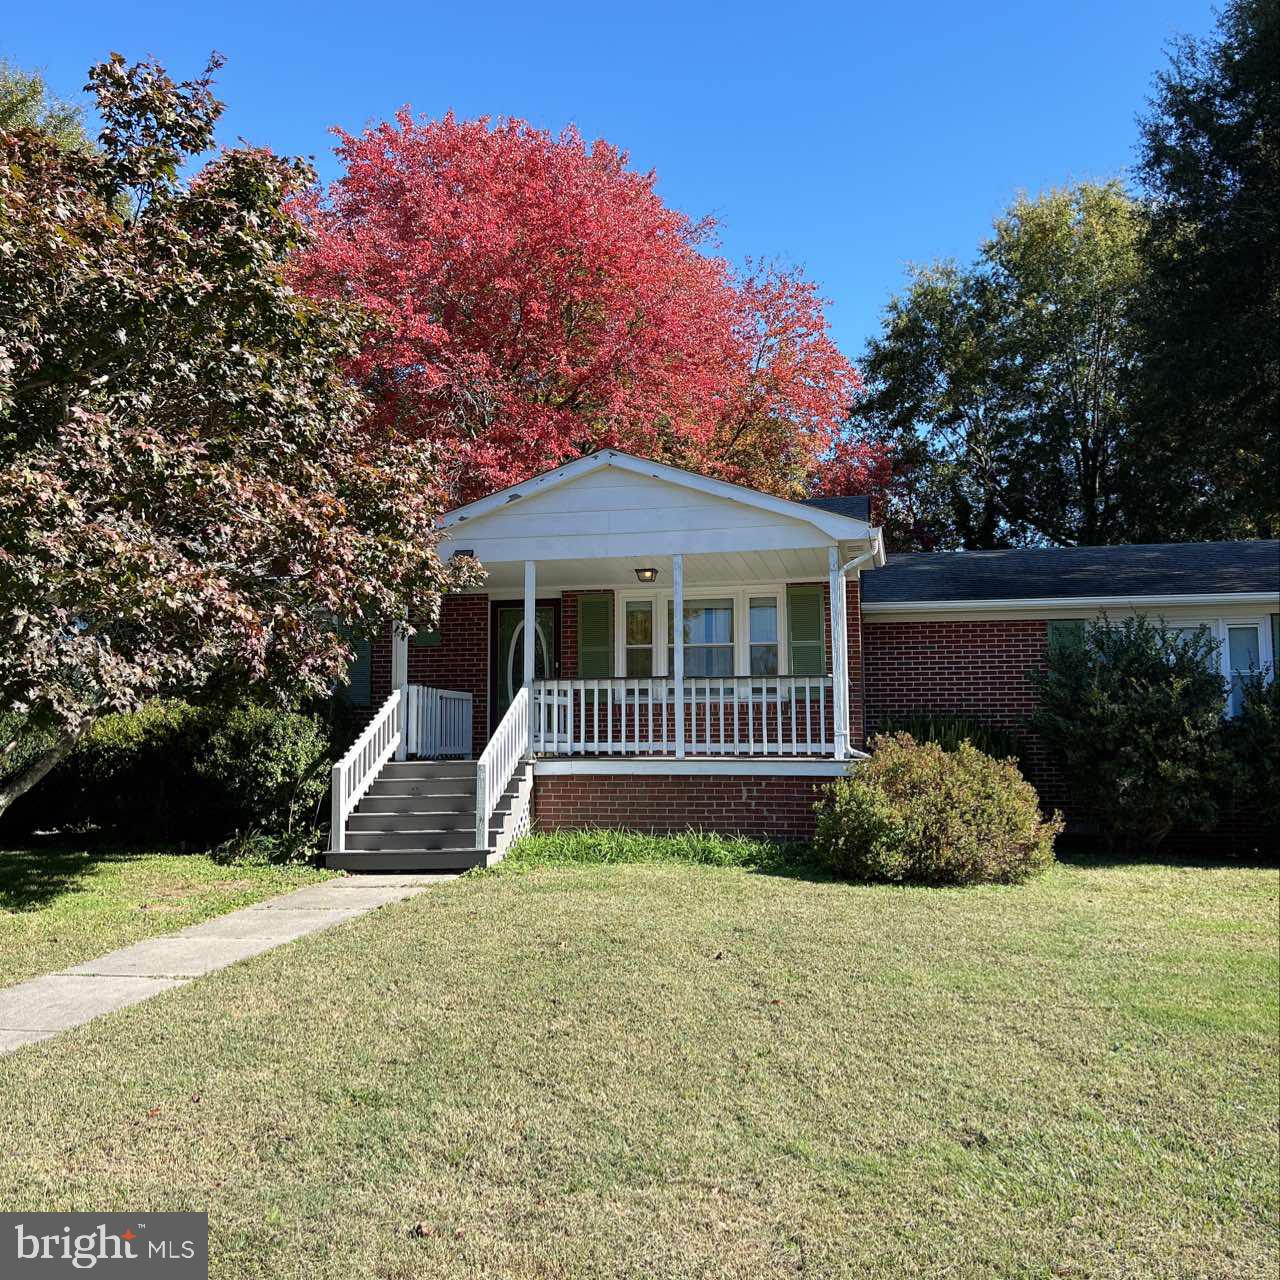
xmin=0 ymin=730 xmax=77 ymax=821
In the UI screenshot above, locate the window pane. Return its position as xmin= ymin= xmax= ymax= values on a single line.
xmin=625 ymin=647 xmax=653 ymax=677
xmin=750 ymin=643 xmax=779 ymax=676
xmin=1228 ymin=626 xmax=1261 ymax=716
xmin=749 ymin=597 xmax=777 ymax=644
xmin=1228 ymin=626 xmax=1261 ymax=673
xmin=683 ymin=600 xmax=733 ymax=645
xmin=625 ymin=601 xmax=652 ymax=645
xmin=685 ymin=645 xmax=733 ymax=677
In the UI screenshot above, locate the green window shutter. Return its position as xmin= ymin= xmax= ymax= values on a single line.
xmin=578 ymin=594 xmax=614 ymax=677
xmin=787 ymin=585 xmax=825 ymax=676
xmin=346 ymin=637 xmax=372 ymax=706
xmin=1047 ymin=619 xmax=1087 ymax=653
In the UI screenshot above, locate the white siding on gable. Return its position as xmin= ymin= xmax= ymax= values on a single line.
xmin=443 ymin=468 xmax=837 ymax=563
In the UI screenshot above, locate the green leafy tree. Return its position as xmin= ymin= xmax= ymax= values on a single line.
xmin=856 ymin=263 xmax=1010 ymax=549
xmin=861 ymin=182 xmax=1149 ymax=549
xmin=1135 ymin=0 xmax=1279 ymax=540
xmin=0 ymin=60 xmax=88 ymax=150
xmin=1031 ymin=616 xmax=1236 ymax=852
xmin=0 ymin=54 xmax=477 ymax=818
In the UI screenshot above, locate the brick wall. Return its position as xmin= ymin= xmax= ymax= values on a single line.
xmin=862 ymin=617 xmax=1062 ymax=808
xmin=372 ymin=594 xmax=491 ymax=757
xmin=860 ymin=616 xmax=1276 ymax=849
xmin=534 ymin=773 xmax=832 ymax=839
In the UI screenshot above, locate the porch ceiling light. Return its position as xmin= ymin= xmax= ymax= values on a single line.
xmin=634 ymin=567 xmax=659 ymax=583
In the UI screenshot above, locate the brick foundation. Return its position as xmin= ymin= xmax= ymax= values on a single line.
xmin=534 ymin=772 xmax=834 ymax=840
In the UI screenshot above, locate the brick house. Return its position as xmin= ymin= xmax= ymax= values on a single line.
xmin=330 ymin=450 xmax=1279 ymax=869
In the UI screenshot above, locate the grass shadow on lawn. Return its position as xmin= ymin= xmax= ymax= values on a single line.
xmin=0 ymin=835 xmax=171 ymax=913
xmin=1055 ymin=839 xmax=1280 ymax=874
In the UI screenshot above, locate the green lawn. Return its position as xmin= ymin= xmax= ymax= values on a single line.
xmin=0 ymin=841 xmax=332 ymax=984
xmin=0 ymin=846 xmax=1275 ymax=1278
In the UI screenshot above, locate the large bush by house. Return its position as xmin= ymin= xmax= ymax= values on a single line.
xmin=1 ymin=699 xmax=334 ymax=845
xmin=1225 ymin=672 xmax=1280 ymax=830
xmin=1031 ymin=616 xmax=1237 ymax=852
xmin=813 ymin=733 xmax=1060 ymax=886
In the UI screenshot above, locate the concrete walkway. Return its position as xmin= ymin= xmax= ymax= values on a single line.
xmin=0 ymin=875 xmax=451 ymax=1055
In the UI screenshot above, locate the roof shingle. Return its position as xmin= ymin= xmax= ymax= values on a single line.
xmin=800 ymin=495 xmax=871 ymax=522
xmin=862 ymin=541 xmax=1280 ymax=604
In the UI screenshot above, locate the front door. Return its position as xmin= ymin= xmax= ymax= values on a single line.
xmin=491 ymin=601 xmax=560 ymax=729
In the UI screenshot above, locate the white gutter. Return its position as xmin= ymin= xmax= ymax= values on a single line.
xmin=862 ymin=591 xmax=1279 ymax=616
xmin=841 ymin=547 xmax=880 ymax=576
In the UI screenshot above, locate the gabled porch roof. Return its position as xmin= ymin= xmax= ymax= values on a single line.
xmin=437 ymin=450 xmax=884 ymax=586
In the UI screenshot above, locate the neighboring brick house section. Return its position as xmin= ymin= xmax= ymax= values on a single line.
xmin=535 ymin=774 xmax=831 ymax=839
xmin=861 ymin=618 xmax=1063 ymax=803
xmin=372 ymin=594 xmax=491 ymax=758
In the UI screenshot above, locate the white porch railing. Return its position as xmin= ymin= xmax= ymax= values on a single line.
xmin=331 ymin=687 xmax=402 ymax=853
xmin=405 ymin=685 xmax=473 ymax=759
xmin=475 ymin=685 xmax=530 ymax=849
xmin=531 ymin=676 xmax=834 ymax=757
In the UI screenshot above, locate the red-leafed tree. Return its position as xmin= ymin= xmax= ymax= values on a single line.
xmin=294 ymin=112 xmax=885 ymax=504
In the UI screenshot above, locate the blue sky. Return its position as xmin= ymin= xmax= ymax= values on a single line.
xmin=6 ymin=0 xmax=1216 ymax=357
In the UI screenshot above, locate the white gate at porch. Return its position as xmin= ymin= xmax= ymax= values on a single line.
xmin=405 ymin=685 xmax=473 ymax=758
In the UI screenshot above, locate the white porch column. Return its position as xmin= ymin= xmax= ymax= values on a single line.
xmin=523 ymin=560 xmax=536 ymax=687
xmin=829 ymin=546 xmax=850 ymax=760
xmin=523 ymin=560 xmax=537 ymax=758
xmin=391 ymin=623 xmax=409 ymax=760
xmin=673 ymin=552 xmax=685 ymax=759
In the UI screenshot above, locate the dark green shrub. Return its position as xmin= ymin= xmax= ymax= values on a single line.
xmin=1031 ymin=616 xmax=1236 ymax=852
xmin=3 ymin=701 xmax=219 ymax=838
xmin=5 ymin=698 xmax=336 ymax=843
xmin=1225 ymin=671 xmax=1280 ymax=828
xmin=814 ymin=733 xmax=1060 ymax=885
xmin=196 ymin=703 xmax=330 ymax=835
xmin=878 ymin=712 xmax=1024 ymax=767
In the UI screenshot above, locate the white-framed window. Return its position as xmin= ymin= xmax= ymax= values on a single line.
xmin=624 ymin=600 xmax=654 ymax=677
xmin=667 ymin=598 xmax=735 ymax=677
xmin=1161 ymin=617 xmax=1274 ymax=716
xmin=749 ymin=596 xmax=780 ymax=675
xmin=612 ymin=585 xmax=802 ymax=682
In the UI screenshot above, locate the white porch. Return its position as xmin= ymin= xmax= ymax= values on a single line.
xmin=430 ymin=450 xmax=883 ymax=764
xmin=331 ymin=451 xmax=883 ymax=865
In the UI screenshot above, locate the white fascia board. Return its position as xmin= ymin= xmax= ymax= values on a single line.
xmin=862 ymin=591 xmax=1280 ymax=618
xmin=442 ymin=449 xmax=875 ymax=543
xmin=534 ymin=757 xmax=862 ymax=778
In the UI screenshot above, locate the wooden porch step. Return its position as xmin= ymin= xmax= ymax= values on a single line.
xmin=327 ymin=849 xmax=488 ymax=872
xmin=364 ymin=780 xmax=476 ymax=799
xmin=348 ymin=809 xmax=475 ymax=831
xmin=344 ymin=830 xmax=494 ymax=852
xmin=355 ymin=794 xmax=514 ymax=818
xmin=380 ymin=761 xmax=476 ymax=780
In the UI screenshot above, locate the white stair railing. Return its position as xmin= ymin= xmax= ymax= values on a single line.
xmin=331 ymin=687 xmax=403 ymax=854
xmin=475 ymin=686 xmax=529 ymax=850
